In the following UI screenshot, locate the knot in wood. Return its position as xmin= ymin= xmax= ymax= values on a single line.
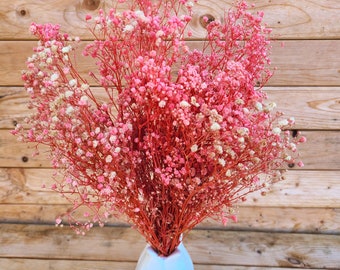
xmin=82 ymin=0 xmax=101 ymax=11
xmin=16 ymin=7 xmax=29 ymax=17
xmin=288 ymin=257 xmax=301 ymax=265
xmin=199 ymin=14 xmax=215 ymax=29
xmin=287 ymin=256 xmax=308 ymax=267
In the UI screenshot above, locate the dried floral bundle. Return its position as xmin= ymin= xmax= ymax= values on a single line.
xmin=13 ymin=0 xmax=305 ymax=256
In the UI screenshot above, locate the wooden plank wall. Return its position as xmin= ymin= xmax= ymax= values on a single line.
xmin=0 ymin=0 xmax=339 ymax=269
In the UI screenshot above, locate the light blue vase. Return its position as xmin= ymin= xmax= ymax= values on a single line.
xmin=135 ymin=242 xmax=194 ymax=270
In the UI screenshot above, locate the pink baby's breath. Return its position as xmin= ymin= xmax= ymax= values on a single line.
xmin=13 ymin=0 xmax=305 ymax=257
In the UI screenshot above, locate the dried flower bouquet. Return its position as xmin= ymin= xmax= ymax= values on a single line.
xmin=12 ymin=0 xmax=305 ymax=256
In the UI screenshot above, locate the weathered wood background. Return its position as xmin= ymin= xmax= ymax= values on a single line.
xmin=1 ymin=0 xmax=340 ymax=269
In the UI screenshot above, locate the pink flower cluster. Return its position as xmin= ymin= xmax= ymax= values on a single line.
xmin=13 ymin=0 xmax=305 ymax=256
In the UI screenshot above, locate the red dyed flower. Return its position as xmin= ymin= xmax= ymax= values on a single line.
xmin=13 ymin=0 xmax=305 ymax=256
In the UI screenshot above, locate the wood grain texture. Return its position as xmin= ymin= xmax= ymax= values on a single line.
xmin=1 ymin=204 xmax=339 ymax=234
xmin=1 ymin=40 xmax=340 ymax=86
xmin=2 ymin=86 xmax=340 ymax=130
xmin=0 ymin=1 xmax=339 ymax=268
xmin=2 ymin=130 xmax=340 ymax=169
xmin=1 ymin=224 xmax=339 ymax=268
xmin=269 ymin=40 xmax=340 ymax=86
xmin=267 ymin=87 xmax=340 ymax=130
xmin=0 ymin=258 xmax=322 ymax=270
xmin=1 ymin=167 xmax=339 ymax=207
xmin=1 ymin=0 xmax=340 ymax=40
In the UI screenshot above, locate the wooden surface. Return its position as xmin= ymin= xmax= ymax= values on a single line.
xmin=0 ymin=0 xmax=339 ymax=269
